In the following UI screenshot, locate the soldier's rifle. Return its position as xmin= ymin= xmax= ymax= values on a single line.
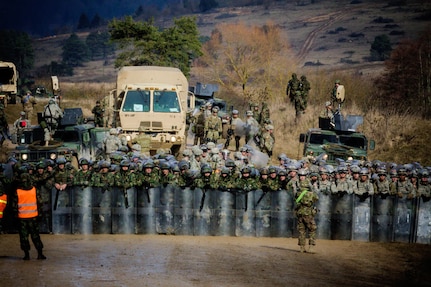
xmin=53 ymin=187 xmax=60 ymax=210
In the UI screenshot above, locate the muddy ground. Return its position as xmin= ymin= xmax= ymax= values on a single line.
xmin=1 ymin=234 xmax=431 ymax=287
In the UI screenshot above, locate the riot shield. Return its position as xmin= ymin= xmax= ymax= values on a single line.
xmin=72 ymin=186 xmax=92 ymax=234
xmin=393 ymin=197 xmax=416 ymax=243
xmin=38 ymin=185 xmax=52 ymax=234
xmin=92 ymin=186 xmax=112 ymax=234
xmin=235 ymin=190 xmax=256 ymax=237
xmin=415 ymin=197 xmax=431 ymax=244
xmin=371 ymin=194 xmax=394 ymax=242
xmin=111 ymin=187 xmax=136 ymax=234
xmin=315 ymin=192 xmax=332 ymax=240
xmin=52 ymin=187 xmax=72 ymax=234
xmin=255 ymin=189 xmax=271 ymax=237
xmin=330 ymin=193 xmax=353 ymax=240
xmin=213 ymin=189 xmax=236 ymax=236
xmin=351 ymin=194 xmax=371 ymax=241
xmin=136 ymin=187 xmax=159 ymax=234
xmin=156 ymin=184 xmax=175 ymax=234
xmin=193 ymin=187 xmax=211 ymax=236
xmin=271 ymin=189 xmax=295 ymax=238
xmin=174 ymin=186 xmax=194 ymax=235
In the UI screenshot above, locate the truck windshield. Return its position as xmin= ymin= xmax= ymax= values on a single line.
xmin=122 ymin=90 xmax=150 ymax=112
xmin=153 ymin=90 xmax=181 ymax=113
xmin=0 ymin=67 xmax=14 ymax=84
xmin=53 ymin=130 xmax=80 ymax=142
xmin=339 ymin=135 xmax=366 ymax=149
xmin=309 ymin=133 xmax=337 ymax=144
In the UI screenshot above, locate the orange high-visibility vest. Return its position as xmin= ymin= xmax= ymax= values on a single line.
xmin=17 ymin=187 xmax=38 ymax=219
xmin=0 ymin=194 xmax=7 ymax=219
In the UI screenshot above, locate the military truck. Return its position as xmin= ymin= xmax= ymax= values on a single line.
xmin=0 ymin=61 xmax=18 ymax=106
xmin=299 ymin=113 xmax=375 ymax=164
xmin=12 ymin=108 xmax=109 ymax=166
xmin=107 ymin=66 xmax=190 ymax=155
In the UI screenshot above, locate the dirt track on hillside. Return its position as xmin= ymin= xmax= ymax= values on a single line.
xmin=1 ymin=234 xmax=430 ymax=287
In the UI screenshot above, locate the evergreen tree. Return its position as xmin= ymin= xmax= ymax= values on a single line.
xmin=62 ymin=33 xmax=89 ymax=67
xmin=86 ymin=31 xmax=115 ymax=60
xmin=0 ymin=30 xmax=34 ymax=76
xmin=109 ymin=16 xmax=202 ymax=76
xmin=90 ymin=14 xmax=103 ymax=29
xmin=199 ymin=0 xmax=218 ymax=12
xmin=77 ymin=13 xmax=90 ymax=30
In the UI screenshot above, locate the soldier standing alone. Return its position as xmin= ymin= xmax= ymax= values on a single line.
xmin=92 ymin=100 xmax=105 ymax=127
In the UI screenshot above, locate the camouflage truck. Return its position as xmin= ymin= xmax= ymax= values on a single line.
xmin=106 ymin=66 xmax=190 ymax=155
xmin=0 ymin=61 xmax=18 ymax=106
xmin=12 ymin=108 xmax=109 ymax=166
xmin=299 ymin=113 xmax=375 ymax=164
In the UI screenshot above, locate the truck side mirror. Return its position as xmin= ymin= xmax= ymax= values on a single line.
xmin=83 ymin=132 xmax=90 ymax=144
xmin=299 ymin=133 xmax=305 ymax=143
xmin=369 ymin=139 xmax=375 ymax=151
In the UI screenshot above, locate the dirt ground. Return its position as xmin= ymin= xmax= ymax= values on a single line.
xmin=1 ymin=234 xmax=431 ymax=287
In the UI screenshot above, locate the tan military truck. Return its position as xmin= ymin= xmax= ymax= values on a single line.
xmin=0 ymin=61 xmax=18 ymax=106
xmin=107 ymin=66 xmax=191 ymax=155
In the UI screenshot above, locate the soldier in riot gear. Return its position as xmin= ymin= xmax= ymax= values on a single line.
xmin=390 ymin=168 xmax=415 ymax=199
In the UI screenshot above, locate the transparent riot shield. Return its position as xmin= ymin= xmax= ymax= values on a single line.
xmin=72 ymin=186 xmax=92 ymax=234
xmin=415 ymin=196 xmax=431 ymax=244
xmin=136 ymin=186 xmax=159 ymax=234
xmin=371 ymin=194 xmax=394 ymax=242
xmin=255 ymin=189 xmax=271 ymax=237
xmin=193 ymin=187 xmax=211 ymax=236
xmin=351 ymin=194 xmax=371 ymax=241
xmin=330 ymin=193 xmax=353 ymax=240
xmin=156 ymin=184 xmax=175 ymax=234
xmin=235 ymin=190 xmax=256 ymax=237
xmin=315 ymin=192 xmax=332 ymax=240
xmin=52 ymin=186 xmax=72 ymax=234
xmin=92 ymin=186 xmax=112 ymax=234
xmin=213 ymin=189 xmax=236 ymax=236
xmin=393 ymin=196 xmax=417 ymax=243
xmin=174 ymin=186 xmax=194 ymax=235
xmin=111 ymin=187 xmax=136 ymax=234
xmin=38 ymin=185 xmax=52 ymax=234
xmin=271 ymin=189 xmax=295 ymax=238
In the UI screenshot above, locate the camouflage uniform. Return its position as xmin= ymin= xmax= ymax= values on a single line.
xmin=92 ymin=163 xmax=115 ymax=208
xmin=14 ymin=173 xmax=46 ymax=260
xmin=294 ymin=176 xmax=319 ymax=252
xmin=92 ymin=101 xmax=105 ymax=127
xmin=53 ymin=159 xmax=74 ymax=207
xmin=299 ymin=75 xmax=311 ymax=110
xmin=390 ymin=170 xmax=415 ymax=199
xmin=259 ymin=125 xmax=274 ymax=157
xmin=193 ymin=107 xmax=206 ymax=145
xmin=73 ymin=161 xmax=93 ymax=207
xmin=235 ymin=167 xmax=261 ymax=193
xmin=113 ymin=161 xmax=137 ymax=207
xmin=204 ymin=108 xmax=222 ymax=143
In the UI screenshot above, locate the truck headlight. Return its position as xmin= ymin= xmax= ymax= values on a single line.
xmin=170 ymin=136 xmax=176 ymax=143
xmin=126 ymin=135 xmax=131 ymax=141
xmin=21 ymin=153 xmax=28 ymax=161
xmin=50 ymin=153 xmax=57 ymax=160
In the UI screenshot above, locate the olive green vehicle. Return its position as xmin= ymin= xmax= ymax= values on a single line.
xmin=106 ymin=66 xmax=192 ymax=155
xmin=299 ymin=114 xmax=375 ymax=164
xmin=0 ymin=61 xmax=18 ymax=106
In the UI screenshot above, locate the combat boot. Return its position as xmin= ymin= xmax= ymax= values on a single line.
xmin=23 ymin=250 xmax=30 ymax=260
xmin=37 ymin=249 xmax=47 ymax=260
xmin=308 ymin=245 xmax=315 ymax=254
xmin=300 ymin=246 xmax=306 ymax=253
